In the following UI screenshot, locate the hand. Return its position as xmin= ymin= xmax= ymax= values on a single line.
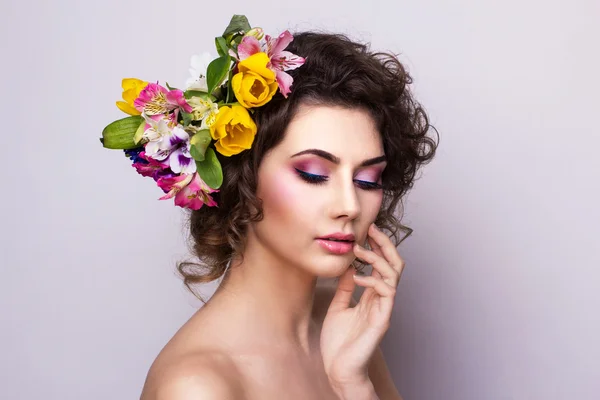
xmin=320 ymin=223 xmax=406 ymax=388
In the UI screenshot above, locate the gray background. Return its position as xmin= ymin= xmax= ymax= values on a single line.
xmin=2 ymin=0 xmax=599 ymax=399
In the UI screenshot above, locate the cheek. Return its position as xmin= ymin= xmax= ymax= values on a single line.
xmin=260 ymin=170 xmax=314 ymax=222
xmin=359 ymin=191 xmax=384 ymax=227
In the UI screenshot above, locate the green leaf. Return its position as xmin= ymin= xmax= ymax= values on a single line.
xmin=133 ymin=119 xmax=146 ymax=144
xmin=222 ymin=15 xmax=251 ymax=38
xmin=101 ymin=115 xmax=144 ymax=150
xmin=181 ymin=111 xmax=192 ymax=126
xmin=226 ymin=68 xmax=235 ymax=103
xmin=184 ymin=90 xmax=211 ymax=99
xmin=196 ymin=147 xmax=223 ymax=189
xmin=189 ymin=130 xmax=212 ymax=162
xmin=215 ymin=36 xmax=229 ymax=57
xmin=206 ymin=55 xmax=231 ymax=95
xmin=165 ymin=82 xmax=180 ymax=91
xmin=231 ymin=35 xmax=244 ymax=46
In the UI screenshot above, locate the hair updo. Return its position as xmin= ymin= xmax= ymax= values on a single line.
xmin=178 ymin=31 xmax=439 ymax=297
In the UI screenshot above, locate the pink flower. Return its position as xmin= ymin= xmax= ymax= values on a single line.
xmin=237 ymin=36 xmax=262 ymax=60
xmin=134 ymin=83 xmax=193 ymax=115
xmin=157 ymin=173 xmax=218 ymax=210
xmin=237 ymin=31 xmax=305 ymax=98
xmin=157 ymin=173 xmax=192 ymax=198
xmin=132 ymin=151 xmax=170 ymax=179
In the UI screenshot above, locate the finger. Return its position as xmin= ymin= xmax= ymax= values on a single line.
xmin=353 ymin=274 xmax=396 ymax=313
xmin=366 ymin=238 xmax=383 ymax=280
xmin=366 ymin=241 xmax=385 ymax=280
xmin=353 ymin=275 xmax=396 ymax=296
xmin=354 ymin=243 xmax=399 ymax=287
xmin=371 ymin=267 xmax=382 ymax=280
xmin=367 ymin=236 xmax=384 ymax=258
xmin=329 ymin=267 xmax=357 ymax=312
xmin=368 ymin=224 xmax=406 ymax=275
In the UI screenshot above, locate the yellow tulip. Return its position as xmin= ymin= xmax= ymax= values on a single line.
xmin=232 ymin=52 xmax=278 ymax=108
xmin=209 ymin=105 xmax=258 ymax=156
xmin=116 ymin=78 xmax=148 ymax=116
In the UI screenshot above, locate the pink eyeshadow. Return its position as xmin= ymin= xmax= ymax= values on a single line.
xmin=355 ymin=167 xmax=384 ymax=182
xmin=291 ymin=159 xmax=329 ymax=175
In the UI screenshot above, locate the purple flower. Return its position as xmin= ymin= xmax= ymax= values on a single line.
xmin=132 ymin=151 xmax=171 ymax=181
xmin=140 ymin=114 xmax=196 ymax=175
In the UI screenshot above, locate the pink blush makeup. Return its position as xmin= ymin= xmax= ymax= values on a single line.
xmin=261 ymin=168 xmax=313 ymax=220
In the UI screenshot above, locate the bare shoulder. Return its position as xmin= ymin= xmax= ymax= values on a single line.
xmin=313 ymin=278 xmax=404 ymax=400
xmin=140 ymin=350 xmax=244 ymax=400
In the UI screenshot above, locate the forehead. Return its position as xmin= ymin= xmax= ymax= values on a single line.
xmin=277 ymin=104 xmax=383 ymax=161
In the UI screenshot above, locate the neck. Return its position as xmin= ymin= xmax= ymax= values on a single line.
xmin=208 ymin=233 xmax=321 ymax=356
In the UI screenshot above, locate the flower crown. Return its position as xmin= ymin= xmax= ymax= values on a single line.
xmin=100 ymin=15 xmax=305 ymax=210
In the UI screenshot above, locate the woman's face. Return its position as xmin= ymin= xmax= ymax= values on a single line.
xmin=251 ymin=104 xmax=386 ymax=277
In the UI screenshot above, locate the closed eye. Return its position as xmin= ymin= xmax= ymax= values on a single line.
xmin=294 ymin=169 xmax=328 ymax=184
xmin=355 ymin=180 xmax=383 ymax=190
xmin=294 ymin=169 xmax=382 ymax=191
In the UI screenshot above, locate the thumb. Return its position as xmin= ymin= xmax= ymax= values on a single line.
xmin=328 ymin=266 xmax=356 ymax=312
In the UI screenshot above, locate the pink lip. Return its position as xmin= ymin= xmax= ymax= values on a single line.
xmin=316 ymin=232 xmax=356 ymax=255
xmin=316 ymin=239 xmax=354 ymax=254
xmin=318 ymin=232 xmax=356 ymax=241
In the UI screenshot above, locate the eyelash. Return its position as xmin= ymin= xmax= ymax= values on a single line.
xmin=294 ymin=169 xmax=383 ymax=191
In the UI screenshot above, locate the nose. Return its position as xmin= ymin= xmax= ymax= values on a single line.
xmin=329 ymin=175 xmax=360 ymax=221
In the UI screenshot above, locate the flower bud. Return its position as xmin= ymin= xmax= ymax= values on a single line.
xmin=245 ymin=27 xmax=265 ymax=41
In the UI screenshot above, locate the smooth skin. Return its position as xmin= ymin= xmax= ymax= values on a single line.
xmin=322 ymin=223 xmax=406 ymax=398
xmin=140 ymin=105 xmax=406 ymax=400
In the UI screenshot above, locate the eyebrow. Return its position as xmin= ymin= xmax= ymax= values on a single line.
xmin=291 ymin=149 xmax=387 ymax=167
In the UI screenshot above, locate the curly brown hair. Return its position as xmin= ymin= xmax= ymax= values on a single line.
xmin=178 ymin=32 xmax=439 ymax=298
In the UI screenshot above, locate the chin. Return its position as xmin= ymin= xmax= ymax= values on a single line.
xmin=306 ymin=252 xmax=356 ymax=278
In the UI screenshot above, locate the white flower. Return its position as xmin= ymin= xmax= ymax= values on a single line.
xmin=168 ymin=142 xmax=196 ymax=174
xmin=141 ymin=113 xmax=189 ymax=161
xmin=185 ymin=52 xmax=214 ymax=92
xmin=187 ymin=96 xmax=220 ymax=129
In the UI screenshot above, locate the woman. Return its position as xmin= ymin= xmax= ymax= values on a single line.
xmin=104 ymin=16 xmax=437 ymax=399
